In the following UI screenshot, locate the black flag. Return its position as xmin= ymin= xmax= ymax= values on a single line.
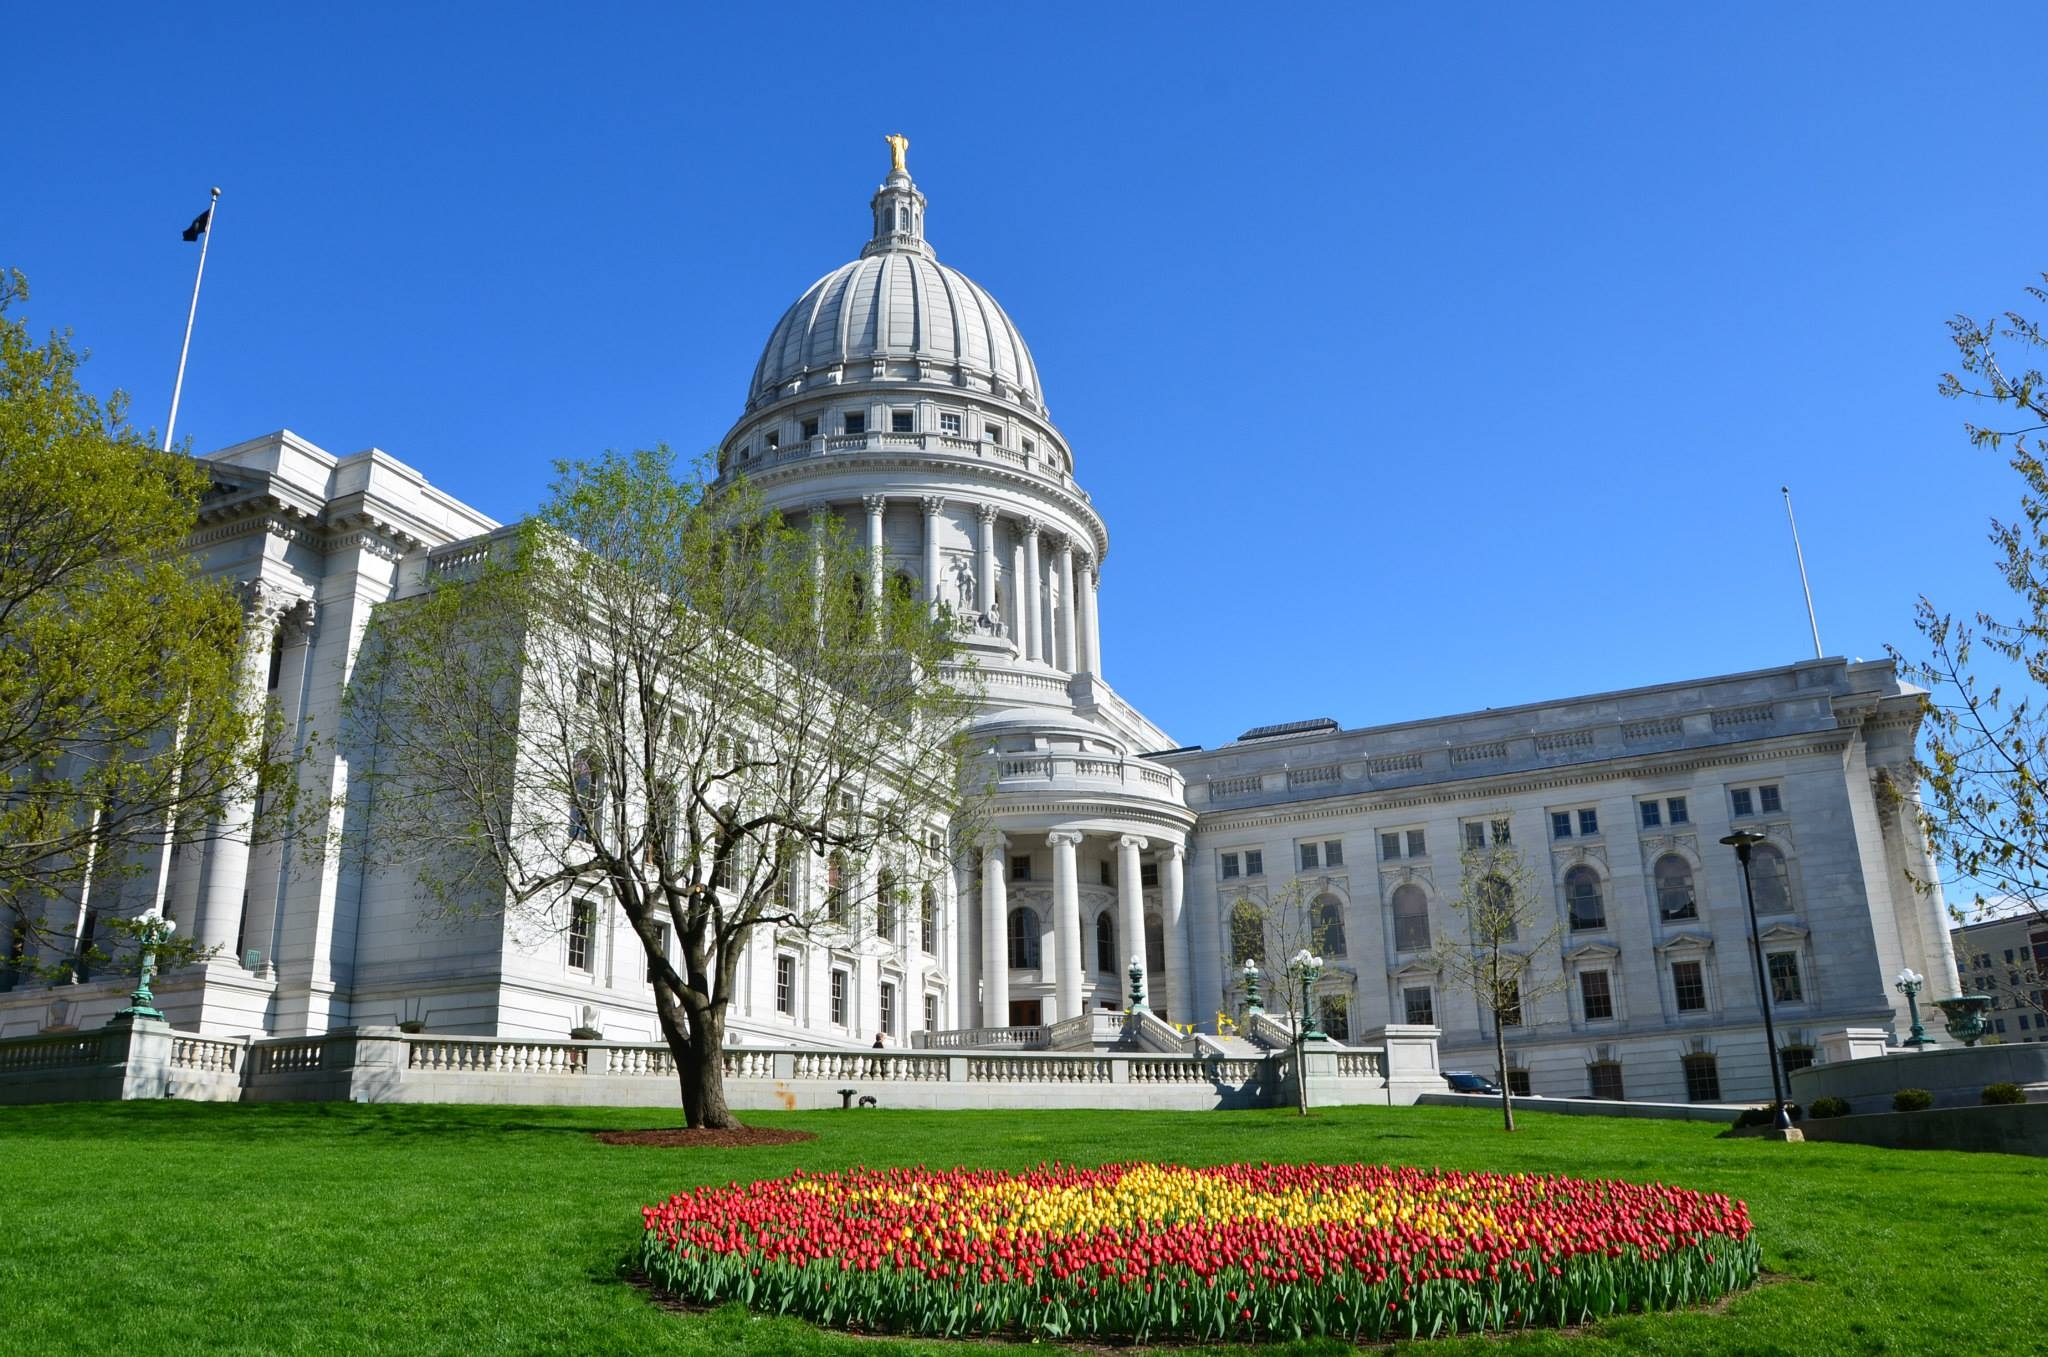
xmin=181 ymin=208 xmax=211 ymax=242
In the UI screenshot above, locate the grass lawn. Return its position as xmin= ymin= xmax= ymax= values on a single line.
xmin=0 ymin=1099 xmax=2037 ymax=1355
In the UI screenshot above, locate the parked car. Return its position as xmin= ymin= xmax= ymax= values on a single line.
xmin=1443 ymin=1071 xmax=1502 ymax=1095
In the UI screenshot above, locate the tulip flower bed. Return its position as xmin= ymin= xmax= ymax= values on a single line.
xmin=637 ymin=1161 xmax=1757 ymax=1343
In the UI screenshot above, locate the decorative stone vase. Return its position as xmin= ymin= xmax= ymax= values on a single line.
xmin=1933 ymin=994 xmax=1995 ymax=1047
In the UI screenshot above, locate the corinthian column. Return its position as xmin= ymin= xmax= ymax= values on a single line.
xmin=1021 ymin=519 xmax=1043 ymax=663
xmin=1160 ymin=842 xmax=1188 ymax=1024
xmin=1055 ymin=536 xmax=1077 ymax=673
xmin=981 ymin=835 xmax=1010 ymax=1027
xmin=1048 ymin=830 xmax=1083 ymax=1020
xmin=1077 ymin=554 xmax=1100 ymax=675
xmin=921 ymin=496 xmax=945 ymax=615
xmin=191 ymin=581 xmax=294 ymax=958
xmin=976 ymin=504 xmax=998 ymax=617
xmin=863 ymin=494 xmax=887 ymax=604
xmin=1118 ymin=835 xmax=1148 ymax=1009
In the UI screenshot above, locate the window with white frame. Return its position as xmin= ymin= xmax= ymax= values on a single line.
xmin=919 ymin=885 xmax=936 ymax=953
xmin=880 ymin=981 xmax=897 ymax=1038
xmin=1579 ymin=968 xmax=1615 ymax=1022
xmin=984 ymin=422 xmax=1002 ymax=444
xmin=1463 ymin=819 xmax=1512 ymax=851
xmin=1767 ymin=951 xmax=1804 ymax=1003
xmin=1638 ymin=796 xmax=1689 ymax=828
xmin=1729 ymin=783 xmax=1783 ymax=819
xmin=1380 ymin=827 xmax=1427 ymax=861
xmin=1403 ymin=985 xmax=1435 ymax=1026
xmin=939 ymin=412 xmax=961 ymax=435
xmin=1550 ymin=806 xmax=1600 ymax=839
xmin=830 ymin=968 xmax=849 ymax=1026
xmin=567 ymin=900 xmax=595 ymax=973
xmin=923 ymin=993 xmax=939 ymax=1031
xmin=1218 ymin=849 xmax=1264 ymax=880
xmin=1298 ymin=839 xmax=1344 ymax=870
xmin=1671 ymin=959 xmax=1709 ymax=1013
xmin=775 ymin=955 xmax=796 ymax=1015
xmin=890 ymin=410 xmax=915 ymax=433
xmin=1010 ymin=854 xmax=1033 ymax=883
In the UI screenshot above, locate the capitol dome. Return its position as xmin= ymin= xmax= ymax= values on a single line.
xmin=743 ymin=156 xmax=1046 ymax=418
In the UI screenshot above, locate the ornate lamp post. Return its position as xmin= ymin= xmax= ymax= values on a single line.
xmin=1721 ymin=830 xmax=1792 ymax=1132
xmin=1290 ymin=949 xmax=1325 ymax=1039
xmin=1894 ymin=968 xmax=1933 ymax=1048
xmin=1241 ymin=958 xmax=1264 ymax=1017
xmin=116 ymin=907 xmax=177 ymax=1022
xmin=1127 ymin=954 xmax=1148 ymax=1012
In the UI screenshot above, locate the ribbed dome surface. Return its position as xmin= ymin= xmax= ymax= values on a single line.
xmin=749 ymin=253 xmax=1043 ymax=412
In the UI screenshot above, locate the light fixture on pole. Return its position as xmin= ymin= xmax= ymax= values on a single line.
xmin=1127 ymin=954 xmax=1147 ymax=1012
xmin=1721 ymin=829 xmax=1793 ymax=1132
xmin=1241 ymin=957 xmax=1263 ymax=1016
xmin=1893 ymin=968 xmax=1933 ymax=1048
xmin=116 ymin=907 xmax=177 ymax=1022
xmin=1290 ymin=949 xmax=1325 ymax=1039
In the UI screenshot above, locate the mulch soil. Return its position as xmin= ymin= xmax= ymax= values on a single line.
xmin=595 ymin=1126 xmax=817 ymax=1149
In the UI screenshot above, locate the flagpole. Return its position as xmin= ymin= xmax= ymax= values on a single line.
xmin=163 ymin=186 xmax=221 ymax=452
xmin=1782 ymin=485 xmax=1823 ymax=659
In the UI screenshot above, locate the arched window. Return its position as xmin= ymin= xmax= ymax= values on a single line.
xmin=1654 ymin=855 xmax=1696 ymax=920
xmin=1096 ymin=911 xmax=1117 ymax=974
xmin=1229 ymin=899 xmax=1266 ymax=969
xmin=1312 ymin=894 xmax=1346 ymax=957
xmin=1144 ymin=913 xmax=1165 ymax=976
xmin=1749 ymin=844 xmax=1792 ymax=914
xmin=877 ymin=868 xmax=899 ymax=941
xmin=1391 ymin=885 xmax=1430 ymax=952
xmin=1007 ymin=907 xmax=1042 ymax=970
xmin=1565 ymin=866 xmax=1606 ymax=931
xmin=827 ymin=852 xmax=848 ymax=923
xmin=1476 ymin=873 xmax=1518 ymax=941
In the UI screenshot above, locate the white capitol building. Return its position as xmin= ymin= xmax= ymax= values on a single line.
xmin=0 ymin=147 xmax=1961 ymax=1106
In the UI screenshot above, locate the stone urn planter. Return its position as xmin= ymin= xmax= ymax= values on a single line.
xmin=1933 ymin=994 xmax=1995 ymax=1047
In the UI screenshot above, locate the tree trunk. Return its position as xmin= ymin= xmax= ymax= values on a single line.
xmin=1495 ymin=1020 xmax=1515 ymax=1133
xmin=673 ymin=996 xmax=740 ymax=1131
xmin=1295 ymin=1027 xmax=1310 ymax=1116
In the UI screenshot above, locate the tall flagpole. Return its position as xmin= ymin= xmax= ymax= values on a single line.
xmin=1782 ymin=485 xmax=1823 ymax=659
xmin=163 ymin=186 xmax=221 ymax=452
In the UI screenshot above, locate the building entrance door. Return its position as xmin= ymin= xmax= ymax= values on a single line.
xmin=1009 ymin=999 xmax=1042 ymax=1026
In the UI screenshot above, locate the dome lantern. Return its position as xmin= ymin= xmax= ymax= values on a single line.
xmin=864 ymin=133 xmax=931 ymax=260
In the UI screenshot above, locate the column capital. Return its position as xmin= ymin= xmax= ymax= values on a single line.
xmin=1019 ymin=514 xmax=1041 ymax=540
xmin=281 ymin=596 xmax=319 ymax=646
xmin=982 ymin=829 xmax=1008 ymax=853
xmin=1157 ymin=841 xmax=1186 ymax=862
xmin=806 ymin=500 xmax=833 ymax=519
xmin=237 ymin=578 xmax=299 ymax=626
xmin=976 ymin=502 xmax=1001 ymax=525
xmin=1052 ymin=534 xmax=1074 ymax=559
xmin=1118 ymin=834 xmax=1150 ymax=852
xmin=920 ymin=495 xmax=947 ymax=516
xmin=862 ymin=493 xmax=889 ymax=515
xmin=1045 ymin=829 xmax=1084 ymax=848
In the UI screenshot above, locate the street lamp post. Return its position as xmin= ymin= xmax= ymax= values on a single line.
xmin=1721 ymin=829 xmax=1793 ymax=1132
xmin=1290 ymin=949 xmax=1324 ymax=1038
xmin=1127 ymin=954 xmax=1147 ymax=1012
xmin=1241 ymin=958 xmax=1263 ymax=1017
xmin=116 ymin=907 xmax=177 ymax=1022
xmin=1894 ymin=968 xmax=1933 ymax=1048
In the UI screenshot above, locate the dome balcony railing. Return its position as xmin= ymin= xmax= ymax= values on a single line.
xmin=735 ymin=431 xmax=1081 ymax=496
xmin=974 ymin=751 xmax=1182 ymax=797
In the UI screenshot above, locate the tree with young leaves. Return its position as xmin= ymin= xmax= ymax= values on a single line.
xmin=1892 ymin=275 xmax=2048 ymax=1020
xmin=1430 ymin=839 xmax=1566 ymax=1132
xmin=1225 ymin=875 xmax=1344 ymax=1115
xmin=0 ymin=270 xmax=271 ymax=985
xmin=348 ymin=447 xmax=979 ymax=1130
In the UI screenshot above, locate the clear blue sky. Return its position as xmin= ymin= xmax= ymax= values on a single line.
xmin=12 ymin=3 xmax=2046 ymax=749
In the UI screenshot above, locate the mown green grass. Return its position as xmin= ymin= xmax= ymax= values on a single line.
xmin=0 ymin=1099 xmax=2035 ymax=1355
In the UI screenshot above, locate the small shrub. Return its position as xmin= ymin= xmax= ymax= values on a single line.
xmin=1893 ymin=1088 xmax=1934 ymax=1113
xmin=1982 ymin=1082 xmax=2026 ymax=1106
xmin=1808 ymin=1096 xmax=1850 ymax=1119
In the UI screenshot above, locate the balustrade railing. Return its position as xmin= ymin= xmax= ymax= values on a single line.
xmin=171 ymin=1036 xmax=243 ymax=1074
xmin=918 ymin=1025 xmax=1050 ymax=1050
xmin=250 ymin=1039 xmax=328 ymax=1075
xmin=0 ymin=1032 xmax=105 ymax=1072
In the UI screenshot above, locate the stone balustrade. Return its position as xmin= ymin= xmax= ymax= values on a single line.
xmin=1 ymin=1022 xmax=1443 ymax=1113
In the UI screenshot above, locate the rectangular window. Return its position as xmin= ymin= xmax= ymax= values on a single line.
xmin=1244 ymin=849 xmax=1264 ymax=877
xmin=939 ymin=412 xmax=961 ymax=435
xmin=1781 ymin=1045 xmax=1815 ymax=1077
xmin=1552 ymin=812 xmax=1573 ymax=840
xmin=765 ymin=431 xmax=781 ymax=452
xmin=830 ymin=969 xmax=848 ymax=1026
xmin=1022 ymin=437 xmax=1036 ymax=456
xmin=801 ymin=417 xmax=820 ymax=439
xmin=891 ymin=410 xmax=915 ymax=433
xmin=1759 ymin=784 xmax=1782 ymax=814
xmin=1323 ymin=840 xmax=1343 ymax=867
xmin=1406 ymin=828 xmax=1426 ymax=857
xmin=920 ymin=894 xmax=935 ymax=953
xmin=1491 ymin=819 xmax=1512 ymax=845
xmin=880 ymin=981 xmax=897 ymax=1038
xmin=1578 ymin=808 xmax=1599 ymax=836
xmin=923 ymin=993 xmax=938 ymax=1031
xmin=1507 ymin=1069 xmax=1532 ymax=1097
xmin=1381 ymin=832 xmax=1402 ymax=861
xmin=1682 ymin=1054 xmax=1722 ymax=1102
xmin=1463 ymin=822 xmax=1486 ymax=851
xmin=1588 ymin=1062 xmax=1625 ymax=1100
xmin=775 ymin=955 xmax=795 ymax=1015
xmin=1667 ymin=796 xmax=1689 ymax=825
xmin=1299 ymin=843 xmax=1319 ymax=870
xmin=1220 ymin=852 xmax=1240 ymax=880
xmin=1140 ymin=862 xmax=1158 ymax=888
xmin=1011 ymin=855 xmax=1032 ymax=882
xmin=1403 ymin=986 xmax=1435 ymax=1026
xmin=1731 ymin=788 xmax=1754 ymax=818
xmin=646 ymin=923 xmax=668 ymax=984
xmin=1767 ymin=951 xmax=1804 ymax=1003
xmin=843 ymin=411 xmax=866 ymax=435
xmin=1640 ymin=800 xmax=1662 ymax=829
xmin=1499 ymin=980 xmax=1523 ymax=1027
xmin=1100 ymin=860 xmax=1115 ymax=887
xmin=1580 ymin=969 xmax=1615 ymax=1021
xmin=1672 ymin=960 xmax=1708 ymax=1012
xmin=567 ymin=900 xmax=594 ymax=973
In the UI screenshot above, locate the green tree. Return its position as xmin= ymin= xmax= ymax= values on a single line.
xmin=1893 ymin=275 xmax=2048 ymax=1019
xmin=1430 ymin=839 xmax=1566 ymax=1132
xmin=348 ymin=448 xmax=979 ymax=1130
xmin=0 ymin=270 xmax=271 ymax=983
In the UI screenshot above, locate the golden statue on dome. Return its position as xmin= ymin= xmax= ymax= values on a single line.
xmin=885 ymin=132 xmax=909 ymax=175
